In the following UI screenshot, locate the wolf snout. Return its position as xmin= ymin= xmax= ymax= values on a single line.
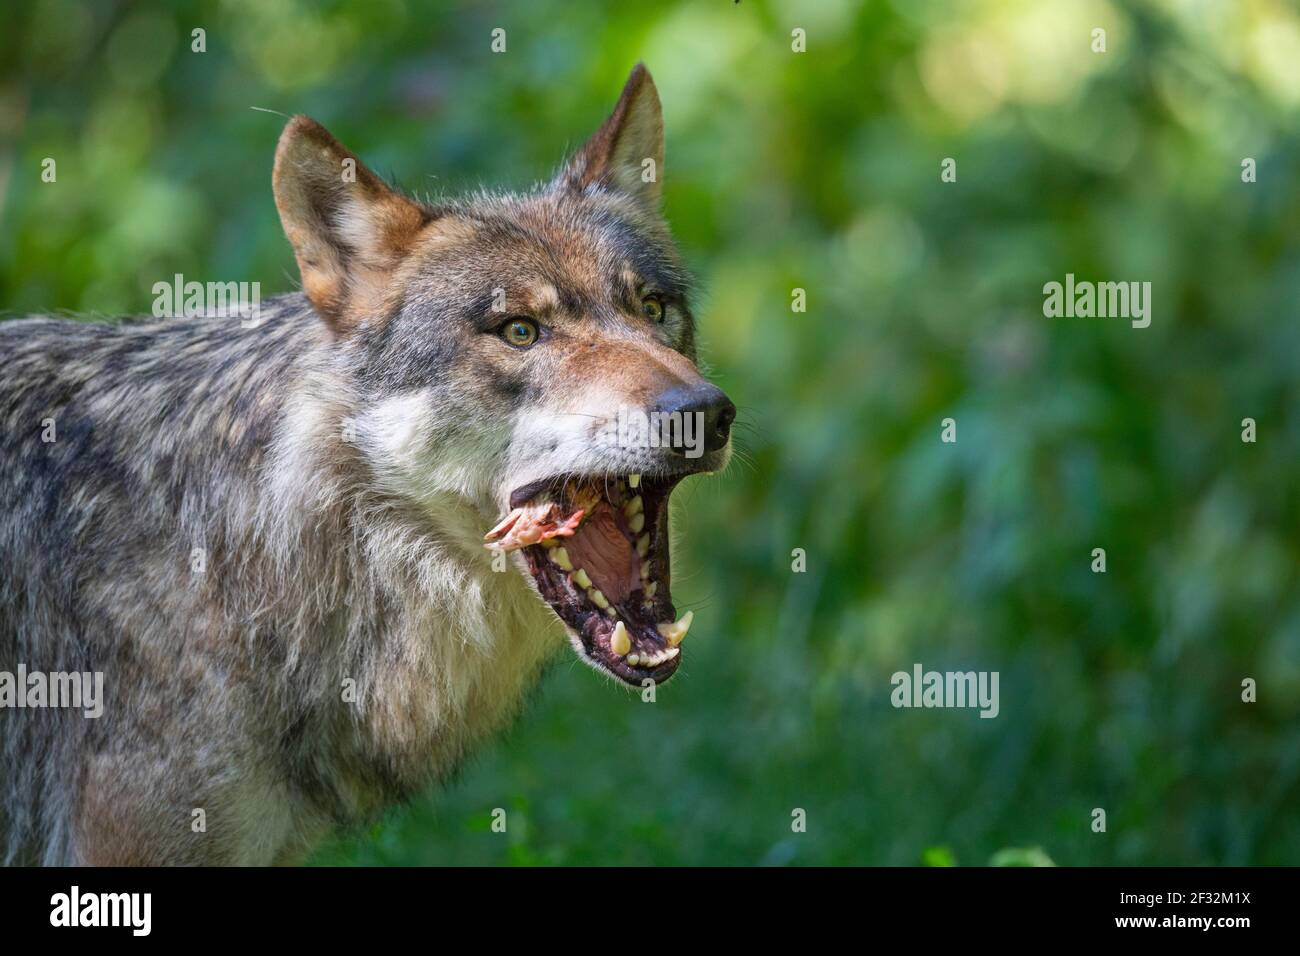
xmin=652 ymin=382 xmax=736 ymax=455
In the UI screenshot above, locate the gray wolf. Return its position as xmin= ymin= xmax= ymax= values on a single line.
xmin=0 ymin=64 xmax=734 ymax=865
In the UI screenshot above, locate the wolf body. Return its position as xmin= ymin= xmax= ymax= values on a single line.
xmin=0 ymin=66 xmax=733 ymax=864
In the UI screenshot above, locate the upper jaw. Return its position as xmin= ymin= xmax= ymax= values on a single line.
xmin=497 ymin=446 xmax=730 ymax=516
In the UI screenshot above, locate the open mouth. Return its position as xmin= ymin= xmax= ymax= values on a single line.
xmin=485 ymin=473 xmax=692 ymax=686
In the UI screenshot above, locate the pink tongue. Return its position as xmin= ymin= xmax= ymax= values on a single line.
xmin=563 ymin=504 xmax=638 ymax=603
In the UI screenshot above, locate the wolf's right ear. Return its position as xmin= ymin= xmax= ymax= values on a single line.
xmin=557 ymin=64 xmax=665 ymax=211
xmin=273 ymin=116 xmax=432 ymax=334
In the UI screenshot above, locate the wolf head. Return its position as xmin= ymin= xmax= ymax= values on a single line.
xmin=271 ymin=65 xmax=733 ymax=687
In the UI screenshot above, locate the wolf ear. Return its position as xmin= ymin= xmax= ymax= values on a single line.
xmin=273 ymin=116 xmax=432 ymax=334
xmin=559 ymin=64 xmax=664 ymax=210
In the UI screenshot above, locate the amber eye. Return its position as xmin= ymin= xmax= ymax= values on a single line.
xmin=641 ymin=295 xmax=665 ymax=323
xmin=500 ymin=318 xmax=539 ymax=348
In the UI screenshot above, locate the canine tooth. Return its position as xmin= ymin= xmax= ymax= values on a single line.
xmin=637 ymin=534 xmax=649 ymax=556
xmin=629 ymin=512 xmax=645 ymax=533
xmin=572 ymin=568 xmax=592 ymax=589
xmin=589 ymin=589 xmax=609 ymax=609
xmin=657 ymin=610 xmax=693 ymax=647
xmin=610 ymin=621 xmax=630 ymax=656
xmin=640 ymin=559 xmax=652 ymax=580
xmin=624 ymin=495 xmax=643 ymax=518
xmin=629 ymin=474 xmax=640 ymax=489
xmin=549 ymin=547 xmax=572 ymax=571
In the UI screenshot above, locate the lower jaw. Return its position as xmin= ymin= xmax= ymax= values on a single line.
xmin=521 ymin=541 xmax=687 ymax=687
xmin=577 ymin=635 xmax=681 ymax=686
xmin=508 ymin=474 xmax=693 ymax=687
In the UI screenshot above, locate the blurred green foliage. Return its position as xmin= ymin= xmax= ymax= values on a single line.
xmin=2 ymin=0 xmax=1299 ymax=865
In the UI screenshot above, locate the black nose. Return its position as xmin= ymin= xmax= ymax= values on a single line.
xmin=652 ymin=382 xmax=736 ymax=455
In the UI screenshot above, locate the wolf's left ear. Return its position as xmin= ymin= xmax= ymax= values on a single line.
xmin=558 ymin=63 xmax=664 ymax=210
xmin=273 ymin=116 xmax=432 ymax=334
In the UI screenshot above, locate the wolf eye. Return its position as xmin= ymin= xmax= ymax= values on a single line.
xmin=500 ymin=318 xmax=539 ymax=348
xmin=641 ymin=295 xmax=665 ymax=323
